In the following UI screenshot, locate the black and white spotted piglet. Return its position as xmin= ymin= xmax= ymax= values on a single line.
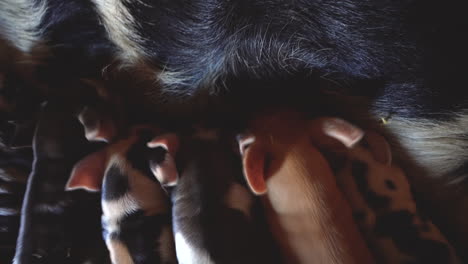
xmin=318 ymin=128 xmax=462 ymax=264
xmin=150 ymin=129 xmax=282 ymax=264
xmin=66 ymin=121 xmax=177 ymax=264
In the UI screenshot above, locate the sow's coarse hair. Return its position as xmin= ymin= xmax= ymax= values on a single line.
xmin=2 ymin=0 xmax=468 ymax=177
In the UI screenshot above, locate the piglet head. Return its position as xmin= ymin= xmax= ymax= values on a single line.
xmin=68 ymin=106 xmax=181 ymax=192
xmin=237 ymin=112 xmax=365 ymax=196
xmin=65 ymin=106 xmax=117 ymax=192
xmin=65 ymin=105 xmax=122 ymax=191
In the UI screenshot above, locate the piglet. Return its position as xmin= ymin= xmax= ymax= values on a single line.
xmin=13 ymin=101 xmax=109 ymax=264
xmin=150 ymin=128 xmax=282 ymax=264
xmin=66 ymin=110 xmax=177 ymax=264
xmin=237 ymin=110 xmax=374 ymax=264
xmin=321 ymin=129 xmax=462 ymax=263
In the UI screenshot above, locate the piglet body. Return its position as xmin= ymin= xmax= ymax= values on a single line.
xmin=67 ymin=124 xmax=178 ymax=264
xmin=238 ymin=110 xmax=374 ymax=264
xmin=263 ymin=140 xmax=359 ymax=264
xmin=152 ymin=130 xmax=282 ymax=264
xmin=14 ymin=101 xmax=109 ymax=264
xmin=332 ymin=131 xmax=461 ymax=264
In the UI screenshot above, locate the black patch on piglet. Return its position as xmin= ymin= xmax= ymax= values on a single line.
xmin=125 ymin=129 xmax=162 ymax=183
xmin=353 ymin=211 xmax=367 ymax=222
xmin=118 ymin=210 xmax=171 ymax=264
xmin=352 ymin=160 xmax=391 ymax=210
xmin=102 ymin=165 xmax=129 ymax=201
xmin=385 ymin=179 xmax=397 ymax=190
xmin=374 ymin=210 xmax=451 ymax=263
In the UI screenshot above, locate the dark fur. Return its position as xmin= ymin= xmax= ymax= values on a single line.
xmin=2 ymin=0 xmax=466 ymax=116
xmin=13 ymin=101 xmax=109 ymax=264
xmin=99 ymin=0 xmax=467 ymax=116
xmin=0 ymin=146 xmax=32 ymax=263
xmin=31 ymin=0 xmax=114 ymax=83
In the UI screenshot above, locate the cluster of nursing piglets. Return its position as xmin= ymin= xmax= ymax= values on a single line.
xmin=60 ymin=106 xmax=460 ymax=264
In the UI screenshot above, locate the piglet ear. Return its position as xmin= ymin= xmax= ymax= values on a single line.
xmin=321 ymin=118 xmax=364 ymax=148
xmin=237 ymin=134 xmax=268 ymax=195
xmin=149 ymin=151 xmax=179 ymax=187
xmin=66 ymin=149 xmax=108 ymax=192
xmin=147 ymin=133 xmax=179 ymax=154
xmin=362 ymin=130 xmax=392 ymax=165
xmin=309 ymin=117 xmax=364 ymax=149
xmin=148 ymin=133 xmax=180 ymax=186
xmin=78 ymin=106 xmax=116 ymax=143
